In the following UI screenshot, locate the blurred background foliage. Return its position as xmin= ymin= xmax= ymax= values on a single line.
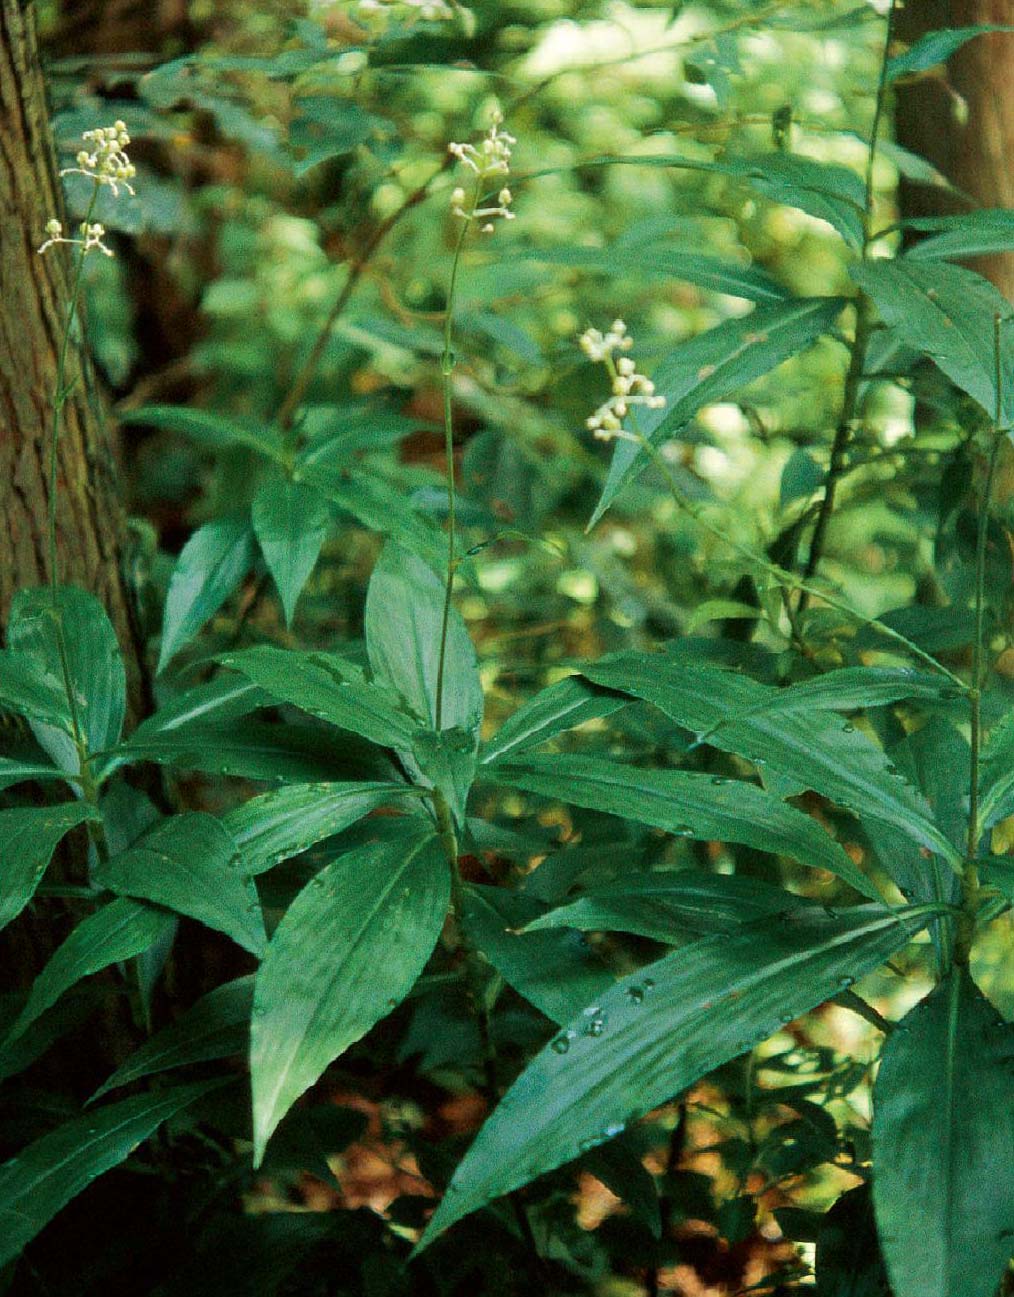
xmin=8 ymin=1 xmax=1014 ymax=1292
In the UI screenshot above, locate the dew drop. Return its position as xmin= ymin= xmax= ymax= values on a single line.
xmin=838 ymin=975 xmax=856 ymax=989
xmin=552 ymin=1035 xmax=571 ymax=1055
xmin=643 ymin=978 xmax=656 ymax=991
xmin=253 ymin=1005 xmax=268 ymax=1018
xmin=584 ymin=1016 xmax=606 ymax=1038
xmin=842 ymin=723 xmax=855 ymax=734
xmin=672 ymin=824 xmax=694 ymax=838
xmin=603 ymin=1122 xmax=625 ymax=1139
xmin=626 ymin=985 xmax=645 ymax=1005
xmin=711 ymin=776 xmax=730 ymax=786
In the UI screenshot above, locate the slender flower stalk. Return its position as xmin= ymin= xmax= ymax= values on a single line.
xmin=578 ymin=324 xmax=967 ymax=692
xmin=38 ymin=122 xmax=136 ymax=820
xmin=434 ymin=110 xmax=516 ymax=730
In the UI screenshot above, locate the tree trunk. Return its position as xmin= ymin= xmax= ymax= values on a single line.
xmin=0 ymin=0 xmax=146 ymax=713
xmin=894 ymin=0 xmax=1014 ymax=298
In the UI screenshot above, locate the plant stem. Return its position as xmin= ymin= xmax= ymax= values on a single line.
xmin=46 ymin=184 xmax=109 ymax=854
xmin=624 ymin=415 xmax=966 ymax=689
xmin=955 ymin=314 xmax=1007 ymax=966
xmin=274 ymin=161 xmax=449 ymax=437
xmin=429 ymin=787 xmax=550 ymax=1280
xmin=800 ymin=0 xmax=896 ymax=602
xmin=434 ymin=191 xmax=475 ymax=731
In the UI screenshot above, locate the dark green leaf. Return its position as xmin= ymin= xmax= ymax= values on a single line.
xmin=0 ymin=650 xmax=70 ymax=731
xmin=0 ymin=755 xmax=67 ymax=790
xmin=9 ymin=586 xmax=126 ymax=760
xmin=495 ymin=753 xmax=879 ymax=898
xmin=95 ymin=812 xmax=265 ymax=957
xmin=590 ymin=297 xmax=845 ymax=526
xmin=223 ymin=780 xmax=420 ymax=874
xmin=0 ymin=1079 xmax=229 ymax=1268
xmin=904 ymin=210 xmax=1014 ymax=263
xmin=480 ymin=677 xmax=627 ymax=765
xmin=524 ymin=869 xmax=810 ymax=944
xmin=461 ymin=884 xmax=614 ymax=1024
xmin=851 ymin=260 xmax=1014 ymax=423
xmin=251 ymin=825 xmax=449 ymax=1163
xmin=872 ymin=969 xmax=1014 ymax=1297
xmin=217 ymin=645 xmax=417 ymax=748
xmin=91 ymin=976 xmax=254 ymax=1102
xmin=159 ymin=517 xmax=256 ymax=673
xmin=2 ymin=898 xmax=175 ymax=1046
xmin=251 ymin=473 xmax=331 ymax=627
xmin=364 ymin=542 xmax=483 ymax=734
xmin=417 ymin=903 xmax=932 ymax=1248
xmin=815 ymin=1185 xmax=890 ymax=1297
xmin=288 ymin=95 xmax=387 ymax=174
xmin=0 ymin=802 xmax=100 ymax=933
xmin=582 ymin=654 xmax=959 ymax=866
xmin=300 ymin=463 xmax=445 ymax=569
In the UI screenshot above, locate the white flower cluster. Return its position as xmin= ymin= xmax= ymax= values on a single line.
xmin=39 ymin=121 xmax=136 ymax=258
xmin=38 ymin=218 xmax=114 ymax=258
xmin=579 ymin=321 xmax=666 ymax=440
xmin=61 ymin=121 xmax=136 ymax=197
xmin=448 ymin=111 xmax=516 ymax=234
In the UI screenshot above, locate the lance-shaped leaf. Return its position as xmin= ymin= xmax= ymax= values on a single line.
xmin=123 ymin=404 xmax=285 ymax=461
xmin=0 ymin=1078 xmax=229 ymax=1268
xmin=252 ymin=473 xmax=331 ymax=627
xmin=0 ymin=651 xmax=71 ymax=731
xmin=91 ymin=976 xmax=254 ymax=1102
xmin=495 ymin=753 xmax=879 ymax=899
xmin=851 ymin=260 xmax=1014 ymax=423
xmin=590 ymin=296 xmax=845 ymax=526
xmin=159 ymin=516 xmax=256 ymax=673
xmin=365 ymin=542 xmax=483 ymax=735
xmin=904 ymin=210 xmax=1014 ymax=263
xmin=582 ymin=654 xmax=959 ymax=866
xmin=0 ymin=802 xmax=101 ymax=933
xmin=223 ymin=780 xmax=420 ymax=874
xmin=0 ymin=755 xmax=68 ymax=791
xmin=299 ymin=462 xmax=445 ymax=569
xmin=815 ymin=1185 xmax=891 ymax=1297
xmin=872 ymin=969 xmax=1014 ymax=1297
xmin=251 ymin=826 xmax=449 ymax=1164
xmin=480 ymin=677 xmax=628 ymax=765
xmin=115 ymin=716 xmax=390 ymax=784
xmin=524 ymin=870 xmax=811 ymax=945
xmin=8 ymin=586 xmax=126 ymax=762
xmin=887 ymin=25 xmax=1014 ymax=81
xmin=461 ymin=884 xmax=614 ymax=1024
xmin=95 ymin=813 xmax=265 ymax=957
xmin=3 ymin=898 xmax=175 ymax=1046
xmin=520 ymin=244 xmax=786 ymax=302
xmin=416 ymin=902 xmax=934 ymax=1249
xmin=217 ymin=645 xmax=417 ymax=749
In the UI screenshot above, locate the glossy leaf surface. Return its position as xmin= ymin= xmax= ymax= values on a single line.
xmin=0 ymin=801 xmax=100 ymax=933
xmin=872 ymin=969 xmax=1014 ymax=1297
xmin=159 ymin=517 xmax=256 ymax=673
xmin=95 ymin=812 xmax=266 ymax=957
xmin=496 ymin=752 xmax=879 ymax=898
xmin=418 ymin=903 xmax=931 ymax=1248
xmin=251 ymin=826 xmax=449 ymax=1163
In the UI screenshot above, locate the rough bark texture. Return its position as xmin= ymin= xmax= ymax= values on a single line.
xmin=0 ymin=0 xmax=145 ymax=711
xmin=894 ymin=0 xmax=1014 ymax=297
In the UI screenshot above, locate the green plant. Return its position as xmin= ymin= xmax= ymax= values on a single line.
xmin=5 ymin=4 xmax=1014 ymax=1295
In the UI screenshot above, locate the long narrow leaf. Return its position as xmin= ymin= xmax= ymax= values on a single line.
xmin=872 ymin=969 xmax=1014 ymax=1297
xmin=496 ymin=752 xmax=880 ymax=899
xmin=0 ymin=802 xmax=100 ymax=933
xmin=417 ymin=902 xmax=934 ymax=1248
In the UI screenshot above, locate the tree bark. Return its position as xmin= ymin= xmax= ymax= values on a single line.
xmin=894 ymin=0 xmax=1014 ymax=298
xmin=0 ymin=0 xmax=145 ymax=712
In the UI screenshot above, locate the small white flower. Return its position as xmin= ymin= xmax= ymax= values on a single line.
xmin=448 ymin=110 xmax=517 ymax=232
xmin=579 ymin=321 xmax=666 ymax=441
xmin=59 ymin=120 xmax=136 ymax=197
xmin=38 ymin=217 xmax=113 ymax=257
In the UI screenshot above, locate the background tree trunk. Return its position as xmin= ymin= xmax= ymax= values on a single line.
xmin=0 ymin=0 xmax=146 ymax=713
xmin=894 ymin=0 xmax=1014 ymax=298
